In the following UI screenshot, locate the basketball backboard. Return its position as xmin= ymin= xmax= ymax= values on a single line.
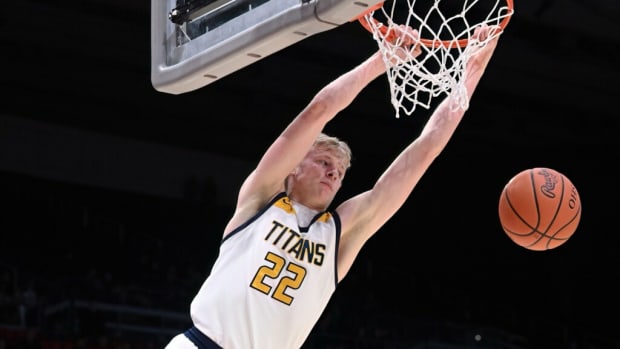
xmin=151 ymin=0 xmax=383 ymax=95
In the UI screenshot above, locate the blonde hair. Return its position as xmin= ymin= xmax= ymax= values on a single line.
xmin=314 ymin=133 xmax=352 ymax=170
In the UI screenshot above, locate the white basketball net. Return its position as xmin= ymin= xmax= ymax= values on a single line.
xmin=363 ymin=0 xmax=513 ymax=118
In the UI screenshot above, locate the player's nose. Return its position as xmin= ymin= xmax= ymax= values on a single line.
xmin=326 ymin=169 xmax=338 ymax=180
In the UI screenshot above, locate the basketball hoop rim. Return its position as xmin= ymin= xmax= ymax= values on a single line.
xmin=354 ymin=0 xmax=514 ymax=49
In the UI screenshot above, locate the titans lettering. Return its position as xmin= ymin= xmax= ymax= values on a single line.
xmin=264 ymin=220 xmax=325 ymax=266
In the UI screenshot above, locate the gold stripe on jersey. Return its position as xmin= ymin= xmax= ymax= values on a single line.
xmin=274 ymin=196 xmax=332 ymax=223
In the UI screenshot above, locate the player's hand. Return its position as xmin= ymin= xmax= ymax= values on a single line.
xmin=471 ymin=24 xmax=501 ymax=47
xmin=466 ymin=25 xmax=502 ymax=76
xmin=386 ymin=25 xmax=422 ymax=66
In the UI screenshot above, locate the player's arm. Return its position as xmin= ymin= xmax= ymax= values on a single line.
xmin=336 ymin=26 xmax=501 ymax=278
xmin=222 ymin=51 xmax=389 ymax=235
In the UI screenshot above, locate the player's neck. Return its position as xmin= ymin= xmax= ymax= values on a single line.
xmin=287 ymin=192 xmax=325 ymax=213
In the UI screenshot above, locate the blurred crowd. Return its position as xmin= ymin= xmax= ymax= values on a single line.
xmin=0 ymin=173 xmax=617 ymax=349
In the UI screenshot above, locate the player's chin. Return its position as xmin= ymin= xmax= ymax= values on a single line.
xmin=321 ymin=184 xmax=339 ymax=199
xmin=322 ymin=189 xmax=338 ymax=204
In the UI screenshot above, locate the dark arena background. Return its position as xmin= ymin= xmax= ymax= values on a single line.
xmin=1 ymin=0 xmax=619 ymax=348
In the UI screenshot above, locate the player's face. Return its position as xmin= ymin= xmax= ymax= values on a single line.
xmin=293 ymin=148 xmax=346 ymax=209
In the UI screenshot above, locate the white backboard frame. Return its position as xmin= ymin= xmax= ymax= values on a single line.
xmin=151 ymin=0 xmax=383 ymax=94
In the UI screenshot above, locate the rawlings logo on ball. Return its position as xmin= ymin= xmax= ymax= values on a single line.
xmin=538 ymin=168 xmax=558 ymax=199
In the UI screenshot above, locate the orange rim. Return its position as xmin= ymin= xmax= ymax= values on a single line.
xmin=355 ymin=0 xmax=514 ymax=49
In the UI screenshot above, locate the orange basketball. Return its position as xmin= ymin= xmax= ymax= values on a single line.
xmin=498 ymin=167 xmax=581 ymax=251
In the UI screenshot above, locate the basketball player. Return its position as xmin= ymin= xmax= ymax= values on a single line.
xmin=165 ymin=25 xmax=502 ymax=348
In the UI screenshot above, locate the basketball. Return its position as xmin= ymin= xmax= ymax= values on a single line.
xmin=498 ymin=167 xmax=581 ymax=251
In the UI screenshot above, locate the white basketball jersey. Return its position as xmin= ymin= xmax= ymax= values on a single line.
xmin=190 ymin=192 xmax=341 ymax=348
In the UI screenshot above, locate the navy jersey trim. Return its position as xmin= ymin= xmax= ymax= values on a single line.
xmin=184 ymin=326 xmax=222 ymax=349
xmin=332 ymin=209 xmax=341 ymax=288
